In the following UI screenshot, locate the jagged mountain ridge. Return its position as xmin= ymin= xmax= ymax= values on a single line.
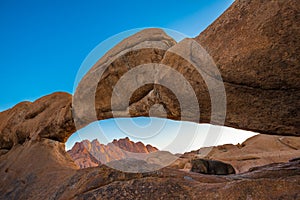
xmin=67 ymin=137 xmax=158 ymax=168
xmin=0 ymin=0 xmax=299 ymax=199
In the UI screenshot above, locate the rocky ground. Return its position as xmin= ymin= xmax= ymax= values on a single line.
xmin=0 ymin=137 xmax=299 ymax=199
xmin=0 ymin=0 xmax=299 ymax=199
xmin=171 ymin=134 xmax=300 ymax=173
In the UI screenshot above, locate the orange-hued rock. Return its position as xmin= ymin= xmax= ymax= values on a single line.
xmin=0 ymin=137 xmax=299 ymax=199
xmin=195 ymin=0 xmax=300 ymax=135
xmin=112 ymin=137 xmax=158 ymax=153
xmin=0 ymin=139 xmax=78 ymax=199
xmin=72 ymin=28 xmax=177 ymax=129
xmin=71 ymin=0 xmax=300 ymax=136
xmin=0 ymin=0 xmax=299 ymax=158
xmin=172 ymin=134 xmax=300 ymax=173
xmin=67 ymin=137 xmax=158 ymax=168
xmin=0 ymin=92 xmax=75 ymax=150
xmin=0 ymin=0 xmax=300 ymax=199
xmin=66 ymin=140 xmax=101 ymax=168
xmin=205 ymin=134 xmax=300 ymax=173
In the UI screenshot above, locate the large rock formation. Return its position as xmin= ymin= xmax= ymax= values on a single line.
xmin=171 ymin=134 xmax=300 ymax=173
xmin=0 ymin=0 xmax=298 ymax=156
xmin=0 ymin=0 xmax=299 ymax=199
xmin=0 ymin=138 xmax=79 ymax=199
xmin=71 ymin=0 xmax=299 ymax=136
xmin=0 ymin=138 xmax=299 ymax=199
xmin=0 ymin=92 xmax=75 ymax=152
xmin=204 ymin=134 xmax=300 ymax=173
xmin=72 ymin=28 xmax=177 ymax=128
xmin=195 ymin=0 xmax=300 ymax=136
xmin=68 ymin=137 xmax=158 ymax=168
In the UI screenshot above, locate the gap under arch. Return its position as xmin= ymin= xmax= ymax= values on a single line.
xmin=66 ymin=117 xmax=258 ymax=154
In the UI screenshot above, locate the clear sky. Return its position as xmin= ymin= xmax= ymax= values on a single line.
xmin=0 ymin=0 xmax=255 ymax=153
xmin=66 ymin=117 xmax=257 ymax=154
xmin=0 ymin=0 xmax=234 ymax=111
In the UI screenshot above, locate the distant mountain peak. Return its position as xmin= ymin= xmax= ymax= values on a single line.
xmin=91 ymin=138 xmax=100 ymax=145
xmin=68 ymin=137 xmax=158 ymax=168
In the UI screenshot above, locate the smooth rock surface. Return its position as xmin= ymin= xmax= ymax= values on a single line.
xmin=171 ymin=134 xmax=300 ymax=173
xmin=72 ymin=0 xmax=299 ymax=136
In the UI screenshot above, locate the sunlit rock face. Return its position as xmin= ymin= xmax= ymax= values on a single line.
xmin=67 ymin=137 xmax=158 ymax=168
xmin=0 ymin=0 xmax=299 ymax=199
xmin=66 ymin=139 xmax=101 ymax=168
xmin=170 ymin=134 xmax=300 ymax=173
xmin=72 ymin=0 xmax=299 ymax=136
xmin=0 ymin=92 xmax=75 ymax=150
xmin=72 ymin=28 xmax=226 ymax=132
xmin=195 ymin=0 xmax=300 ymax=136
xmin=1 ymin=0 xmax=299 ymax=154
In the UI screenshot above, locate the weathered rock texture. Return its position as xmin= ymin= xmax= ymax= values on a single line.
xmin=0 ymin=138 xmax=299 ymax=199
xmin=0 ymin=139 xmax=79 ymax=199
xmin=73 ymin=28 xmax=177 ymax=129
xmin=0 ymin=0 xmax=299 ymax=199
xmin=73 ymin=27 xmax=225 ymax=131
xmin=72 ymin=0 xmax=300 ymax=136
xmin=171 ymin=134 xmax=300 ymax=173
xmin=0 ymin=92 xmax=75 ymax=151
xmin=68 ymin=137 xmax=158 ymax=168
xmin=0 ymin=0 xmax=298 ymax=155
xmin=204 ymin=134 xmax=300 ymax=173
xmin=195 ymin=0 xmax=300 ymax=136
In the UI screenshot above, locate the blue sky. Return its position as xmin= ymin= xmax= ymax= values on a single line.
xmin=0 ymin=0 xmax=256 ymax=153
xmin=0 ymin=0 xmax=234 ymax=111
xmin=66 ymin=117 xmax=257 ymax=154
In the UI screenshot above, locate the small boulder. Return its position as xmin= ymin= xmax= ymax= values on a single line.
xmin=191 ymin=158 xmax=235 ymax=175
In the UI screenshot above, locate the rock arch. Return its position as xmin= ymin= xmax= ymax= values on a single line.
xmin=0 ymin=1 xmax=299 ymax=198
xmin=0 ymin=0 xmax=299 ymax=153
